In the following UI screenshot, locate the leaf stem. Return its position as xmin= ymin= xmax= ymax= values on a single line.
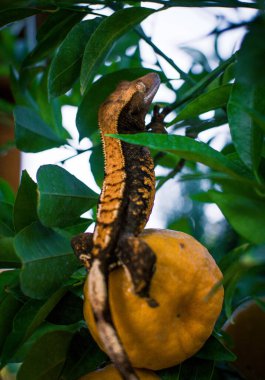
xmin=135 ymin=27 xmax=195 ymax=85
xmin=168 ymin=52 xmax=237 ymax=113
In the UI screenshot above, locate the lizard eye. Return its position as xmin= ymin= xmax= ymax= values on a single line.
xmin=136 ymin=81 xmax=146 ymax=93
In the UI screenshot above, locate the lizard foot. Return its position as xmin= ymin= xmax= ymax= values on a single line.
xmin=71 ymin=232 xmax=93 ymax=271
xmin=118 ymin=235 xmax=158 ymax=307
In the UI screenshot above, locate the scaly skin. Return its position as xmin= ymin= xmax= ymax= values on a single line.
xmin=72 ymin=73 xmax=162 ymax=380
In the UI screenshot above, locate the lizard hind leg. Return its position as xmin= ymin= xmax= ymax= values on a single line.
xmin=88 ymin=258 xmax=140 ymax=380
xmin=118 ymin=235 xmax=158 ymax=308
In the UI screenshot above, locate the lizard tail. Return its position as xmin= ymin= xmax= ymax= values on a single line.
xmin=88 ymin=258 xmax=139 ymax=380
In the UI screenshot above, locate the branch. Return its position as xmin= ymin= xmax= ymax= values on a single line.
xmin=135 ymin=27 xmax=195 ymax=85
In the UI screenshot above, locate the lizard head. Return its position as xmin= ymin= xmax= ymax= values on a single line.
xmin=132 ymin=72 xmax=161 ymax=108
xmin=117 ymin=72 xmax=161 ymax=133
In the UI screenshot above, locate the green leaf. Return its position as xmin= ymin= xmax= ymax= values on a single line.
xmin=169 ymin=53 xmax=236 ymax=114
xmin=219 ymin=244 xmax=265 ymax=317
xmin=90 ymin=144 xmax=104 ymax=188
xmin=0 ymin=178 xmax=15 ymax=204
xmin=227 ymin=82 xmax=264 ymax=172
xmin=197 ymin=335 xmax=236 ymax=361
xmin=0 ymin=201 xmax=14 ymax=231
xmin=99 ymin=30 xmax=141 ymax=75
xmin=112 ymin=133 xmax=248 ymax=178
xmin=181 ymin=46 xmax=211 ymax=72
xmin=240 ymin=244 xmax=265 ymax=268
xmin=63 ymin=218 xmax=94 ymax=236
xmin=9 ymin=67 xmax=37 ymax=108
xmin=23 ymin=10 xmax=84 ymax=66
xmin=37 ymin=165 xmax=98 ymax=228
xmin=166 ymin=217 xmax=194 ymax=235
xmin=175 ymin=84 xmax=232 ymax=122
xmin=0 ymin=294 xmax=22 ymax=357
xmin=13 ymin=321 xmax=83 ymax=364
xmin=60 ymin=329 xmax=108 ymax=380
xmin=208 ymin=190 xmax=265 ymax=244
xmin=1 ymin=287 xmax=66 ymax=367
xmin=0 ymin=269 xmax=19 ymax=298
xmin=244 ymin=106 xmax=265 ymax=134
xmin=14 ymin=171 xmax=38 ymax=232
xmin=14 ymin=222 xmax=78 ymax=299
xmin=77 ymin=67 xmax=160 ymax=140
xmin=159 ymin=358 xmax=215 ymax=380
xmin=80 ymin=7 xmax=155 ymax=93
xmin=0 ymin=237 xmax=20 ymax=268
xmin=0 ymin=222 xmax=14 ymax=238
xmin=17 ymin=329 xmax=75 ymax=380
xmin=14 ymin=106 xmax=65 ymax=152
xmin=236 ymin=16 xmax=265 ymax=86
xmin=35 ymin=70 xmax=68 ymax=138
xmin=49 ymin=18 xmax=102 ymax=97
xmin=0 ymin=8 xmax=40 ymax=29
xmin=47 ymin=291 xmax=83 ymax=325
xmin=0 ymin=270 xmax=22 ymax=354
xmin=254 ymin=297 xmax=265 ymax=312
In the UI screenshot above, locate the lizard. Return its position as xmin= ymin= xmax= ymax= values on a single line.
xmin=71 ymin=72 xmax=164 ymax=380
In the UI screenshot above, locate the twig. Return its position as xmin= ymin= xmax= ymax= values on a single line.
xmin=135 ymin=27 xmax=195 ymax=85
xmin=166 ymin=52 xmax=237 ymax=115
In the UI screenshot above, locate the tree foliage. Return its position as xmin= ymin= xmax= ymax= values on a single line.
xmin=0 ymin=1 xmax=265 ymax=379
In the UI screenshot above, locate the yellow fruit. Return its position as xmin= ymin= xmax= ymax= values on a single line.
xmin=84 ymin=228 xmax=224 ymax=370
xmin=222 ymin=298 xmax=265 ymax=380
xmin=78 ymin=364 xmax=160 ymax=379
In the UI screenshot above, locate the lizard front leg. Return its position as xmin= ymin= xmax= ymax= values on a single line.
xmin=71 ymin=232 xmax=93 ymax=270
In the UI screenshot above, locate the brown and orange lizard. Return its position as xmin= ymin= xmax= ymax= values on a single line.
xmin=72 ymin=73 xmax=164 ymax=380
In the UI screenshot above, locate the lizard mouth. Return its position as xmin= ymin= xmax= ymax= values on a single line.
xmin=143 ymin=74 xmax=161 ymax=104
